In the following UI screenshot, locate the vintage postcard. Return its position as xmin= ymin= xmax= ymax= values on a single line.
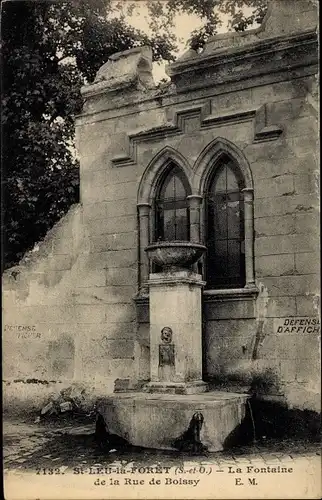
xmin=2 ymin=0 xmax=320 ymax=498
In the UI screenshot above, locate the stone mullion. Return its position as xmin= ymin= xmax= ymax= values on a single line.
xmin=187 ymin=195 xmax=203 ymax=274
xmin=242 ymin=188 xmax=256 ymax=288
xmin=187 ymin=195 xmax=203 ymax=243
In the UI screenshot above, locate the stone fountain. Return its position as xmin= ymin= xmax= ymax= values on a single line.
xmin=98 ymin=240 xmax=248 ymax=452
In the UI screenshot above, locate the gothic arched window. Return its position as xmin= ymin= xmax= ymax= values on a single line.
xmin=206 ymin=156 xmax=245 ymax=289
xmin=154 ymin=164 xmax=191 ymax=241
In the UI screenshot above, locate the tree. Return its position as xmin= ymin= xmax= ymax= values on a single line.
xmin=146 ymin=0 xmax=267 ymax=50
xmin=1 ymin=0 xmax=267 ymax=270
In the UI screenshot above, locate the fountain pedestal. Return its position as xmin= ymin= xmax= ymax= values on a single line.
xmin=144 ymin=270 xmax=207 ymax=394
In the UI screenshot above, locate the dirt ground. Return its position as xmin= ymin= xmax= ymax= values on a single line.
xmin=4 ymin=417 xmax=321 ymax=472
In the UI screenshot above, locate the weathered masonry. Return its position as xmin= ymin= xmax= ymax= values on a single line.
xmin=3 ymin=0 xmax=319 ymax=420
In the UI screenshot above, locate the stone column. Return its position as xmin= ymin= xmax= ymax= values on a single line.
xmin=145 ymin=270 xmax=207 ymax=394
xmin=187 ymin=195 xmax=203 ymax=274
xmin=242 ymin=188 xmax=256 ymax=288
xmin=187 ymin=195 xmax=203 ymax=243
xmin=137 ymin=203 xmax=151 ymax=292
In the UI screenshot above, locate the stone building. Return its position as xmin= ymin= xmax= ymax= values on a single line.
xmin=3 ymin=0 xmax=319 ymax=437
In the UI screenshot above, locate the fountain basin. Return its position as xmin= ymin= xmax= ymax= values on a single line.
xmin=145 ymin=241 xmax=206 ymax=270
xmin=97 ymin=391 xmax=249 ymax=452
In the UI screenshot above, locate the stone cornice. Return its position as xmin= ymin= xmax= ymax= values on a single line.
xmin=134 ymin=293 xmax=149 ymax=305
xmin=167 ymin=32 xmax=317 ymax=95
xmin=76 ymin=30 xmax=317 ymax=125
xmin=111 ymin=103 xmax=283 ymax=167
xmin=111 ymin=103 xmax=209 ymax=166
xmin=167 ymin=30 xmax=317 ymax=79
xmin=81 ymin=46 xmax=155 ymax=100
xmin=148 ymin=271 xmax=206 ymax=288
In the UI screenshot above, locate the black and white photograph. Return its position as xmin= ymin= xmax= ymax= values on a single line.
xmin=2 ymin=0 xmax=320 ymax=498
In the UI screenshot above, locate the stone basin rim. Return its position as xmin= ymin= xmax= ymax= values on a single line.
xmin=145 ymin=241 xmax=207 ymax=250
xmin=145 ymin=241 xmax=207 ymax=268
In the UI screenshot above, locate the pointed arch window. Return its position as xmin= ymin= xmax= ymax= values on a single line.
xmin=154 ymin=164 xmax=191 ymax=241
xmin=206 ymin=156 xmax=245 ymax=289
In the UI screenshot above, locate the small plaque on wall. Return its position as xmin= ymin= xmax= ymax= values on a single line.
xmin=159 ymin=344 xmax=175 ymax=366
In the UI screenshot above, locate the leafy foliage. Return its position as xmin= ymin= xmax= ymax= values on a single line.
xmin=1 ymin=0 xmax=175 ymax=270
xmin=2 ymin=0 xmax=266 ymax=270
xmin=145 ymin=0 xmax=267 ymax=50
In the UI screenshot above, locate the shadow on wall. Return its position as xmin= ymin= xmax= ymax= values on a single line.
xmin=207 ymin=364 xmax=281 ymax=396
xmin=223 ymin=396 xmax=321 ymax=449
xmin=47 ymin=336 xmax=75 ymax=379
xmin=206 ymin=365 xmax=321 ymax=445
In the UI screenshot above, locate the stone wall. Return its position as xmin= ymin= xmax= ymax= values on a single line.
xmin=202 ymin=78 xmax=320 ymax=411
xmin=2 ymin=203 xmax=133 ymax=412
xmin=3 ymin=0 xmax=319 ymax=414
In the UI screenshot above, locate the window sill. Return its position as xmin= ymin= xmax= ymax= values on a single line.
xmin=203 ymin=287 xmax=259 ymax=302
xmin=135 ymin=287 xmax=259 ymax=303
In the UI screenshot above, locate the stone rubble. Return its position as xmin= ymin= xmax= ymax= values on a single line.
xmin=39 ymin=384 xmax=96 ymax=420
